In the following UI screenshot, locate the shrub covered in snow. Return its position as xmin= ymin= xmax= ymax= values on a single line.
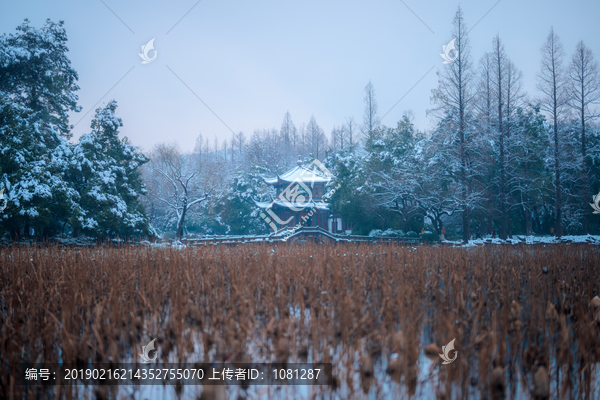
xmin=368 ymin=228 xmax=405 ymax=237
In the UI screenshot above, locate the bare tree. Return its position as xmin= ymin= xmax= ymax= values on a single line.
xmin=503 ymin=59 xmax=528 ymax=233
xmin=537 ymin=27 xmax=568 ymax=236
xmin=331 ymin=125 xmax=345 ymax=149
xmin=280 ymin=111 xmax=297 ymax=150
xmin=429 ymin=6 xmax=477 ymax=242
xmin=490 ymin=35 xmax=510 ymax=238
xmin=477 ymin=52 xmax=494 ymax=132
xmin=233 ymin=131 xmax=246 ymax=159
xmin=489 ymin=36 xmax=525 ymax=238
xmin=362 ymin=80 xmax=379 ymax=142
xmin=244 ymin=128 xmax=287 ymax=172
xmin=345 ymin=116 xmax=357 ymax=147
xmin=306 ymin=115 xmax=327 ymax=159
xmin=505 ymin=60 xmax=525 ymax=128
xmin=150 ymin=143 xmax=217 ymax=239
xmin=297 ymin=123 xmax=306 ymax=154
xmin=194 ymin=133 xmax=204 ymax=155
xmin=477 ymin=44 xmax=526 ymax=238
xmin=569 ymin=40 xmax=600 ymax=233
xmin=221 ymin=138 xmax=228 ymax=161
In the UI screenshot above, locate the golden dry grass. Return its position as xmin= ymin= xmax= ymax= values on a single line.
xmin=1 ymin=243 xmax=600 ymax=399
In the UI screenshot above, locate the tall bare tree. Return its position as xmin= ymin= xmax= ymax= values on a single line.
xmin=221 ymin=138 xmax=228 ymax=161
xmin=503 ymin=59 xmax=528 ymax=233
xmin=233 ymin=131 xmax=246 ymax=159
xmin=429 ymin=6 xmax=477 ymax=242
xmin=280 ymin=111 xmax=297 ymax=150
xmin=568 ymin=40 xmax=600 ymax=233
xmin=194 ymin=133 xmax=204 ymax=155
xmin=345 ymin=116 xmax=357 ymax=147
xmin=331 ymin=125 xmax=346 ymax=149
xmin=537 ymin=27 xmax=568 ymax=236
xmin=362 ymin=80 xmax=379 ymax=142
xmin=477 ymin=52 xmax=494 ymax=132
xmin=491 ymin=35 xmax=510 ymax=238
xmin=489 ymin=35 xmax=525 ymax=238
xmin=306 ymin=115 xmax=327 ymax=159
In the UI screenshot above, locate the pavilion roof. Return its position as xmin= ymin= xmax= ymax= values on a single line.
xmin=263 ymin=164 xmax=331 ymax=185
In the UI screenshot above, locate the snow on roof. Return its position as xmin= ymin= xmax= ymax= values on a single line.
xmin=254 ymin=199 xmax=330 ymax=211
xmin=263 ymin=165 xmax=332 ymax=185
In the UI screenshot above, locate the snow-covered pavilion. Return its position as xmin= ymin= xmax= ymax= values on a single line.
xmin=254 ymin=158 xmax=352 ymax=233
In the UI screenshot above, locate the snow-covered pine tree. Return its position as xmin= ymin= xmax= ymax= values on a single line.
xmin=69 ymin=101 xmax=150 ymax=238
xmin=325 ymin=146 xmax=373 ymax=234
xmin=0 ymin=93 xmax=79 ymax=238
xmin=0 ymin=19 xmax=81 ymax=238
xmin=0 ymin=19 xmax=80 ymax=139
xmin=208 ymin=166 xmax=272 ymax=235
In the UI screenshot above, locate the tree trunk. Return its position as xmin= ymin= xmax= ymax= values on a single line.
xmin=553 ymin=65 xmax=563 ymax=238
xmin=462 ymin=206 xmax=470 ymax=243
xmin=581 ymin=91 xmax=589 ymax=234
xmin=554 ymin=119 xmax=562 ymax=237
xmin=176 ymin=206 xmax=188 ymax=240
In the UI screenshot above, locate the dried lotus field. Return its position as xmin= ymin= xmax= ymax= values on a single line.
xmin=2 ymin=243 xmax=600 ymax=399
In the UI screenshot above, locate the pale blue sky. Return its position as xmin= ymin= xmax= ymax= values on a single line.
xmin=1 ymin=0 xmax=599 ymax=153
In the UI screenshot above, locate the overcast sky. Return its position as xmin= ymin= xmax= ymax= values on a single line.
xmin=2 ymin=0 xmax=599 ymax=153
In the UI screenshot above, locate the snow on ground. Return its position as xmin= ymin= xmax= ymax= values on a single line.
xmin=444 ymin=234 xmax=600 ymax=247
